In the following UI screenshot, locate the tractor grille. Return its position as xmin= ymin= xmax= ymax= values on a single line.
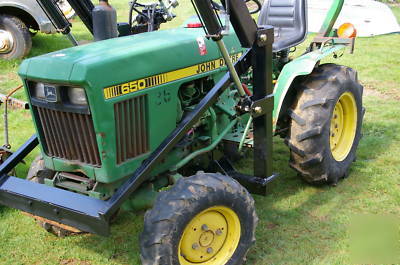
xmin=35 ymin=107 xmax=102 ymax=166
xmin=114 ymin=95 xmax=149 ymax=164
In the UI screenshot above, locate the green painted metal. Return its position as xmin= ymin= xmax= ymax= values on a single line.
xmin=121 ymin=176 xmax=169 ymax=212
xmin=272 ymin=44 xmax=347 ymax=128
xmin=19 ymin=27 xmax=245 ymax=185
xmin=239 ymin=116 xmax=252 ymax=152
xmin=319 ymin=0 xmax=344 ymax=37
xmin=171 ymin=118 xmax=238 ymax=171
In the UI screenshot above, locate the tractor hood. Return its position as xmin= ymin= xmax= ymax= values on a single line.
xmin=17 ymin=27 xmax=243 ymax=184
xmin=19 ymin=27 xmax=242 ymax=89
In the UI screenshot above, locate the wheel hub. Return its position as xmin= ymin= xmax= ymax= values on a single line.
xmin=199 ymin=230 xmax=215 ymax=247
xmin=0 ymin=30 xmax=14 ymax=54
xmin=179 ymin=206 xmax=241 ymax=264
xmin=330 ymin=92 xmax=357 ymax=161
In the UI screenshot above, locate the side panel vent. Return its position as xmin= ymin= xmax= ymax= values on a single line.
xmin=35 ymin=107 xmax=102 ymax=166
xmin=114 ymin=95 xmax=149 ymax=164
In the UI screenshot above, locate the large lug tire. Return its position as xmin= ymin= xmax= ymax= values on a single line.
xmin=0 ymin=15 xmax=32 ymax=59
xmin=26 ymin=156 xmax=46 ymax=183
xmin=140 ymin=172 xmax=257 ymax=265
xmin=286 ymin=63 xmax=364 ymax=185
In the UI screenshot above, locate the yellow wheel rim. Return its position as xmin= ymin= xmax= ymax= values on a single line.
xmin=330 ymin=92 xmax=358 ymax=161
xmin=178 ymin=206 xmax=241 ymax=265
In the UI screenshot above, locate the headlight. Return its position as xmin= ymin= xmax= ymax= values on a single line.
xmin=34 ymin=83 xmax=45 ymax=99
xmin=68 ymin=87 xmax=87 ymax=105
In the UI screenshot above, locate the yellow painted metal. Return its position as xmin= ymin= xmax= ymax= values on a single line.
xmin=330 ymin=92 xmax=357 ymax=161
xmin=178 ymin=206 xmax=241 ymax=265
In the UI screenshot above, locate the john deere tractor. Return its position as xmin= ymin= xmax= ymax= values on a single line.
xmin=0 ymin=0 xmax=363 ymax=264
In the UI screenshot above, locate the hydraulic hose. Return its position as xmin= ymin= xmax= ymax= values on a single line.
xmin=3 ymin=85 xmax=23 ymax=149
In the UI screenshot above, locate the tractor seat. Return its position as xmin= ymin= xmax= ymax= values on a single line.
xmin=258 ymin=0 xmax=308 ymax=52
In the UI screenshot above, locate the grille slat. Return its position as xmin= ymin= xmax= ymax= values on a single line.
xmin=115 ymin=95 xmax=149 ymax=164
xmin=37 ymin=108 xmax=55 ymax=156
xmin=79 ymin=114 xmax=95 ymax=164
xmin=47 ymin=108 xmax=66 ymax=158
xmin=72 ymin=112 xmax=89 ymax=163
xmin=85 ymin=114 xmax=101 ymax=165
xmin=35 ymin=107 xmax=101 ymax=167
xmin=65 ymin=112 xmax=81 ymax=161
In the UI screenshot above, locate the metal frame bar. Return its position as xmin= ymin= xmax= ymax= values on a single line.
xmin=252 ymin=27 xmax=274 ymax=182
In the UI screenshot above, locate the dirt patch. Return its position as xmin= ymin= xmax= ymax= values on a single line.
xmin=59 ymin=259 xmax=92 ymax=265
xmin=361 ymin=81 xmax=400 ymax=101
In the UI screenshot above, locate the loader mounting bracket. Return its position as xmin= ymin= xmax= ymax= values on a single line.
xmin=213 ymin=157 xmax=278 ymax=196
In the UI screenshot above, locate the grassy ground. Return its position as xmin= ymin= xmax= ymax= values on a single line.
xmin=0 ymin=2 xmax=399 ymax=264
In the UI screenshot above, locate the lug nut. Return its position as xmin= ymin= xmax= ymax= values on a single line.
xmin=216 ymin=229 xmax=223 ymax=236
xmin=207 ymin=247 xmax=213 ymax=254
xmin=192 ymin=243 xmax=199 ymax=250
xmin=201 ymin=224 xmax=209 ymax=231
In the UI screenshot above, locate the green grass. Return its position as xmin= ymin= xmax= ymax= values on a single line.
xmin=0 ymin=2 xmax=399 ymax=265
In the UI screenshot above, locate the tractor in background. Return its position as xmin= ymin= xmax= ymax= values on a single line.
xmin=0 ymin=0 xmax=75 ymax=59
xmin=0 ymin=0 xmax=363 ymax=264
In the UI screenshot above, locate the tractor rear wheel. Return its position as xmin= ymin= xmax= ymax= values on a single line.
xmin=140 ymin=172 xmax=257 ymax=265
xmin=286 ymin=64 xmax=364 ymax=185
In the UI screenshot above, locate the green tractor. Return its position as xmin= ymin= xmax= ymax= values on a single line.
xmin=0 ymin=0 xmax=364 ymax=264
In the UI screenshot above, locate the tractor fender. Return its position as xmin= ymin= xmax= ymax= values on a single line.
xmin=273 ymin=44 xmax=347 ymax=129
xmin=0 ymin=1 xmax=55 ymax=33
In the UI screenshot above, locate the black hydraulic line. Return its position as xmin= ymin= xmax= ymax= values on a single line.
xmin=36 ymin=0 xmax=71 ymax=34
xmin=65 ymin=0 xmax=95 ymax=34
xmin=221 ymin=0 xmax=257 ymax=48
xmin=192 ymin=0 xmax=223 ymax=38
xmin=36 ymin=0 xmax=79 ymax=45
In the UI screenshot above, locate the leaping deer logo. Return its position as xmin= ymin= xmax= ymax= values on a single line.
xmin=45 ymin=86 xmax=57 ymax=102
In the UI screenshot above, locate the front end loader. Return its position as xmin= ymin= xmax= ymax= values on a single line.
xmin=0 ymin=0 xmax=364 ymax=264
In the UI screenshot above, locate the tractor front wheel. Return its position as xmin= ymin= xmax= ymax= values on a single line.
xmin=0 ymin=15 xmax=32 ymax=59
xmin=286 ymin=63 xmax=364 ymax=185
xmin=140 ymin=172 xmax=257 ymax=265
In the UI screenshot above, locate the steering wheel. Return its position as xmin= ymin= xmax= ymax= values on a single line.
xmin=129 ymin=0 xmax=152 ymax=28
